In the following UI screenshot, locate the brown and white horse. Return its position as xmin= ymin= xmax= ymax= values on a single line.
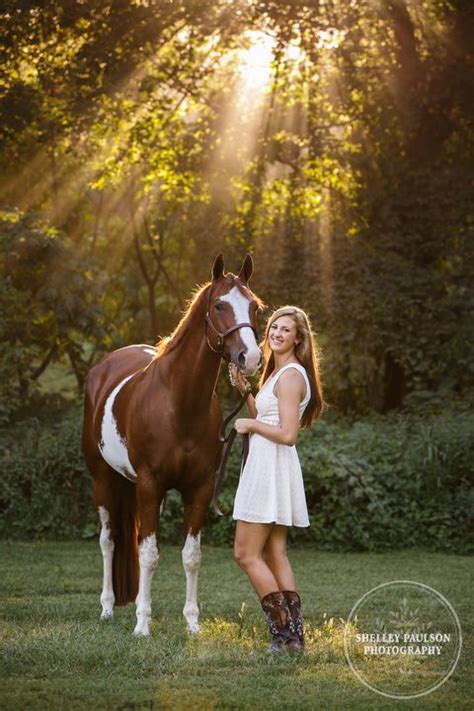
xmin=82 ymin=253 xmax=263 ymax=636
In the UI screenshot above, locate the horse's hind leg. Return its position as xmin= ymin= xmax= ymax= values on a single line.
xmin=92 ymin=461 xmax=132 ymax=620
xmin=98 ymin=504 xmax=114 ymax=618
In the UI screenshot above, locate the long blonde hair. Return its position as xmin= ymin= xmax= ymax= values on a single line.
xmin=258 ymin=306 xmax=324 ymax=428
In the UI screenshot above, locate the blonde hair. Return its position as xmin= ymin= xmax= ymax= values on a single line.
xmin=258 ymin=306 xmax=324 ymax=428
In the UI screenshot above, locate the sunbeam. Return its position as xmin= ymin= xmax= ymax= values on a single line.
xmin=239 ymin=30 xmax=276 ymax=92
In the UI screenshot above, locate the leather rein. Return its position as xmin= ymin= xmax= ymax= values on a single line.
xmin=205 ymin=285 xmax=257 ymax=516
xmin=212 ymin=389 xmax=251 ymax=517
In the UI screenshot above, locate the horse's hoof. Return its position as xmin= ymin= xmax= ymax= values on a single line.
xmin=133 ymin=624 xmax=150 ymax=637
xmin=101 ymin=610 xmax=114 ymax=620
xmin=187 ymin=622 xmax=200 ymax=634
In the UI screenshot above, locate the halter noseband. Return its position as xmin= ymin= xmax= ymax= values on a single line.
xmin=205 ymin=284 xmax=258 ymax=359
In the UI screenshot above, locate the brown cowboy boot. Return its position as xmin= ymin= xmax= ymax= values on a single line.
xmin=282 ymin=590 xmax=304 ymax=650
xmin=260 ymin=591 xmax=300 ymax=653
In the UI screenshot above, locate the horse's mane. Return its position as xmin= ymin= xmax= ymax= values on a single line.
xmin=154 ymin=277 xmax=265 ymax=359
xmin=154 ymin=281 xmax=211 ymax=358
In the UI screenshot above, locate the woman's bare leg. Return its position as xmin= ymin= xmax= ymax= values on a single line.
xmin=234 ymin=521 xmax=280 ymax=597
xmin=262 ymin=524 xmax=297 ymax=591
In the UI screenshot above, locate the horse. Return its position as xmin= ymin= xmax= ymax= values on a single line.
xmin=81 ymin=253 xmax=264 ymax=636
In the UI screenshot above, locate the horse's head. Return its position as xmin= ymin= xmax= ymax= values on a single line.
xmin=207 ymin=253 xmax=263 ymax=375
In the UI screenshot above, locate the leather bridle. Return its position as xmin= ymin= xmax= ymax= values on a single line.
xmin=205 ymin=283 xmax=259 ymax=516
xmin=205 ymin=284 xmax=259 ymax=360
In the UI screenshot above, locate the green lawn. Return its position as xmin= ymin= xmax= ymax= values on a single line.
xmin=1 ymin=542 xmax=472 ymax=710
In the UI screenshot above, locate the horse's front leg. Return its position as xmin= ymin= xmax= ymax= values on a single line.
xmin=182 ymin=530 xmax=202 ymax=633
xmin=181 ymin=484 xmax=211 ymax=633
xmin=134 ymin=473 xmax=164 ymax=637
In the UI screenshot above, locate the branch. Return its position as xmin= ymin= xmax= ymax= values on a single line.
xmin=30 ymin=343 xmax=56 ymax=381
xmin=130 ymin=195 xmax=152 ymax=286
xmin=143 ymin=215 xmax=161 ymax=283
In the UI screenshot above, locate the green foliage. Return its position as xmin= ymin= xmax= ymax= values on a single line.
xmin=1 ymin=1 xmax=473 ymax=414
xmin=295 ymin=410 xmax=474 ymax=553
xmin=0 ymin=405 xmax=95 ymax=538
xmin=1 ymin=404 xmax=472 ymax=552
xmin=0 ymin=209 xmax=107 ymax=422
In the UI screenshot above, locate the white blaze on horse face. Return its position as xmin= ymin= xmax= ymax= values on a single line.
xmin=98 ymin=506 xmax=115 ymax=619
xmin=99 ymin=374 xmax=137 ymax=481
xmin=220 ymin=286 xmax=261 ymax=372
xmin=134 ymin=534 xmax=159 ymax=637
xmin=182 ymin=531 xmax=202 ymax=633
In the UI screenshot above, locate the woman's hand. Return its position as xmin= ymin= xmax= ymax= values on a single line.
xmin=228 ymin=363 xmax=251 ymax=395
xmin=234 ymin=418 xmax=255 ymax=434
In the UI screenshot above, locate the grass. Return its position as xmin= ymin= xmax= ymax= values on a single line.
xmin=1 ymin=542 xmax=472 ymax=710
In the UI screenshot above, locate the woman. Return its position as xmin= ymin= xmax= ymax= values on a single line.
xmin=229 ymin=306 xmax=324 ymax=653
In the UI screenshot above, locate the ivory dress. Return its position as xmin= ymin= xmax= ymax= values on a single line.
xmin=232 ymin=362 xmax=311 ymax=527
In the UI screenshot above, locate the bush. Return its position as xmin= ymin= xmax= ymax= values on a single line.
xmin=0 ymin=406 xmax=95 ymax=538
xmin=292 ymin=409 xmax=474 ymax=553
xmin=0 ymin=403 xmax=472 ymax=552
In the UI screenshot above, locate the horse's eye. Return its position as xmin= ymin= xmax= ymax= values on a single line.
xmin=214 ymin=302 xmax=223 ymax=311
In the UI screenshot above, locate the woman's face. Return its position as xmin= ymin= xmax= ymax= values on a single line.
xmin=267 ymin=315 xmax=299 ymax=355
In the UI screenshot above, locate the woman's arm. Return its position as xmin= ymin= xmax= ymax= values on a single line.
xmin=235 ymin=369 xmax=305 ymax=446
xmin=229 ymin=363 xmax=258 ymax=418
xmin=235 ymin=390 xmax=258 ymax=419
xmin=244 ymin=393 xmax=258 ymax=419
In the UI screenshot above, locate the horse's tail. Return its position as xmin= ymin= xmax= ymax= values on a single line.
xmin=112 ymin=476 xmax=139 ymax=606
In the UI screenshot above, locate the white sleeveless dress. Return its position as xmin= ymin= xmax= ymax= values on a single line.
xmin=232 ymin=362 xmax=311 ymax=527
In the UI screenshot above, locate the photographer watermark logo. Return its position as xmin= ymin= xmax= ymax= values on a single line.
xmin=343 ymin=580 xmax=462 ymax=699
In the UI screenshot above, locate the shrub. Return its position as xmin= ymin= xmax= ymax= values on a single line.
xmin=0 ymin=403 xmax=472 ymax=552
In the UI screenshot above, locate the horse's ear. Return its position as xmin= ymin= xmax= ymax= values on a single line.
xmin=211 ymin=253 xmax=225 ymax=281
xmin=238 ymin=253 xmax=254 ymax=284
